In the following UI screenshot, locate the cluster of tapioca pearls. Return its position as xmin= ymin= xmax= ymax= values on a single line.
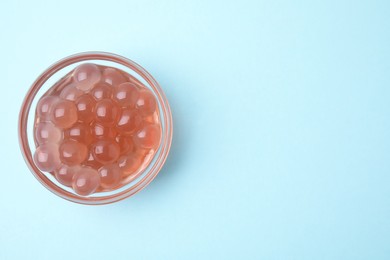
xmin=33 ymin=63 xmax=161 ymax=196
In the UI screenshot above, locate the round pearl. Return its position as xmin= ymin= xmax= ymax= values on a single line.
xmin=36 ymin=96 xmax=58 ymax=121
xmin=64 ymin=123 xmax=92 ymax=145
xmin=51 ymin=100 xmax=78 ymax=129
xmin=118 ymin=153 xmax=143 ymax=176
xmin=92 ymin=140 xmax=120 ymax=164
xmin=116 ymin=109 xmax=142 ymax=135
xmin=60 ymin=84 xmax=83 ymax=101
xmin=91 ymin=123 xmax=117 ymax=139
xmin=75 ymin=94 xmax=95 ymax=124
xmin=102 ymin=67 xmax=127 ymax=87
xmin=34 ymin=144 xmax=60 ymax=172
xmin=74 ymin=63 xmax=101 ymax=91
xmin=133 ymin=124 xmax=162 ymax=149
xmin=72 ymin=167 xmax=100 ymax=196
xmin=114 ymin=82 xmax=139 ymax=107
xmin=98 ymin=164 xmax=122 ymax=189
xmin=91 ymin=83 xmax=113 ymax=100
xmin=95 ymin=99 xmax=120 ymax=126
xmin=116 ymin=135 xmax=134 ymax=154
xmin=83 ymin=152 xmax=103 ymax=169
xmin=35 ymin=122 xmax=62 ymax=145
xmin=59 ymin=140 xmax=88 ymax=166
xmin=54 ymin=164 xmax=78 ymax=187
xmin=135 ymin=90 xmax=157 ymax=116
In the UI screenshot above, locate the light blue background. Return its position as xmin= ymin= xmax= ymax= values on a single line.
xmin=1 ymin=0 xmax=389 ymax=259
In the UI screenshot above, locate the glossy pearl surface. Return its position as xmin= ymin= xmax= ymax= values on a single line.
xmin=95 ymin=99 xmax=120 ymax=126
xmin=98 ymin=164 xmax=122 ymax=189
xmin=60 ymin=84 xmax=83 ymax=101
xmin=133 ymin=124 xmax=161 ymax=149
xmin=75 ymin=95 xmax=95 ymax=124
xmin=74 ymin=63 xmax=101 ymax=91
xmin=59 ymin=140 xmax=88 ymax=166
xmin=72 ymin=167 xmax=100 ymax=196
xmin=92 ymin=140 xmax=120 ymax=164
xmin=102 ymin=67 xmax=127 ymax=86
xmin=51 ymin=100 xmax=78 ymax=128
xmin=36 ymin=96 xmax=58 ymax=121
xmin=35 ymin=122 xmax=62 ymax=145
xmin=116 ymin=109 xmax=142 ymax=134
xmin=54 ymin=165 xmax=78 ymax=187
xmin=114 ymin=82 xmax=139 ymax=107
xmin=136 ymin=90 xmax=157 ymax=116
xmin=33 ymin=143 xmax=60 ymax=172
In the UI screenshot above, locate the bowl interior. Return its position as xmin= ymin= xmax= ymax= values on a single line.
xmin=19 ymin=52 xmax=172 ymax=205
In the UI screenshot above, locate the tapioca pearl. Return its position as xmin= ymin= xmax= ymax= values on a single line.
xmin=116 ymin=109 xmax=143 ymax=135
xmin=72 ymin=167 xmax=100 ymax=196
xmin=54 ymin=164 xmax=79 ymax=187
xmin=91 ymin=140 xmax=120 ymax=164
xmin=115 ymin=135 xmax=135 ymax=154
xmin=135 ymin=90 xmax=157 ymax=116
xmin=75 ymin=94 xmax=95 ymax=124
xmin=73 ymin=63 xmax=101 ymax=91
xmin=59 ymin=84 xmax=83 ymax=101
xmin=114 ymin=82 xmax=139 ymax=107
xmin=83 ymin=152 xmax=103 ymax=170
xmin=91 ymin=83 xmax=113 ymax=100
xmin=35 ymin=122 xmax=62 ymax=145
xmin=98 ymin=164 xmax=122 ymax=189
xmin=36 ymin=96 xmax=58 ymax=121
xmin=134 ymin=145 xmax=151 ymax=157
xmin=91 ymin=123 xmax=117 ymax=139
xmin=102 ymin=67 xmax=127 ymax=87
xmin=33 ymin=144 xmax=61 ymax=172
xmin=95 ymin=99 xmax=120 ymax=126
xmin=118 ymin=153 xmax=143 ymax=176
xmin=143 ymin=113 xmax=156 ymax=124
xmin=64 ymin=123 xmax=93 ymax=145
xmin=133 ymin=124 xmax=162 ymax=149
xmin=59 ymin=140 xmax=88 ymax=166
xmin=51 ymin=100 xmax=78 ymax=129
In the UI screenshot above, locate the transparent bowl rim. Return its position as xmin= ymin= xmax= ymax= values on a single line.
xmin=18 ymin=51 xmax=173 ymax=205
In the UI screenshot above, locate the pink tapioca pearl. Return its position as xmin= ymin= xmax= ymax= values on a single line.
xmin=98 ymin=164 xmax=122 ymax=189
xmin=72 ymin=167 xmax=101 ymax=196
xmin=91 ymin=83 xmax=113 ymax=100
xmin=95 ymin=99 xmax=120 ymax=126
xmin=73 ymin=63 xmax=101 ymax=91
xmin=118 ymin=153 xmax=143 ymax=177
xmin=143 ymin=112 xmax=157 ymax=124
xmin=75 ymin=94 xmax=95 ymax=124
xmin=133 ymin=124 xmax=162 ymax=149
xmin=91 ymin=123 xmax=117 ymax=139
xmin=91 ymin=139 xmax=120 ymax=164
xmin=135 ymin=90 xmax=157 ymax=116
xmin=51 ymin=100 xmax=78 ymax=129
xmin=116 ymin=109 xmax=142 ymax=135
xmin=114 ymin=82 xmax=139 ymax=107
xmin=115 ymin=135 xmax=135 ymax=154
xmin=64 ymin=123 xmax=93 ymax=145
xmin=59 ymin=140 xmax=88 ymax=166
xmin=33 ymin=143 xmax=61 ymax=172
xmin=35 ymin=122 xmax=62 ymax=145
xmin=54 ymin=164 xmax=78 ymax=187
xmin=60 ymin=84 xmax=83 ymax=101
xmin=36 ymin=96 xmax=58 ymax=121
xmin=102 ymin=67 xmax=127 ymax=87
xmin=83 ymin=152 xmax=103 ymax=170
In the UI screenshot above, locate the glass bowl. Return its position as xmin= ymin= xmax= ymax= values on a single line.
xmin=18 ymin=52 xmax=173 ymax=205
